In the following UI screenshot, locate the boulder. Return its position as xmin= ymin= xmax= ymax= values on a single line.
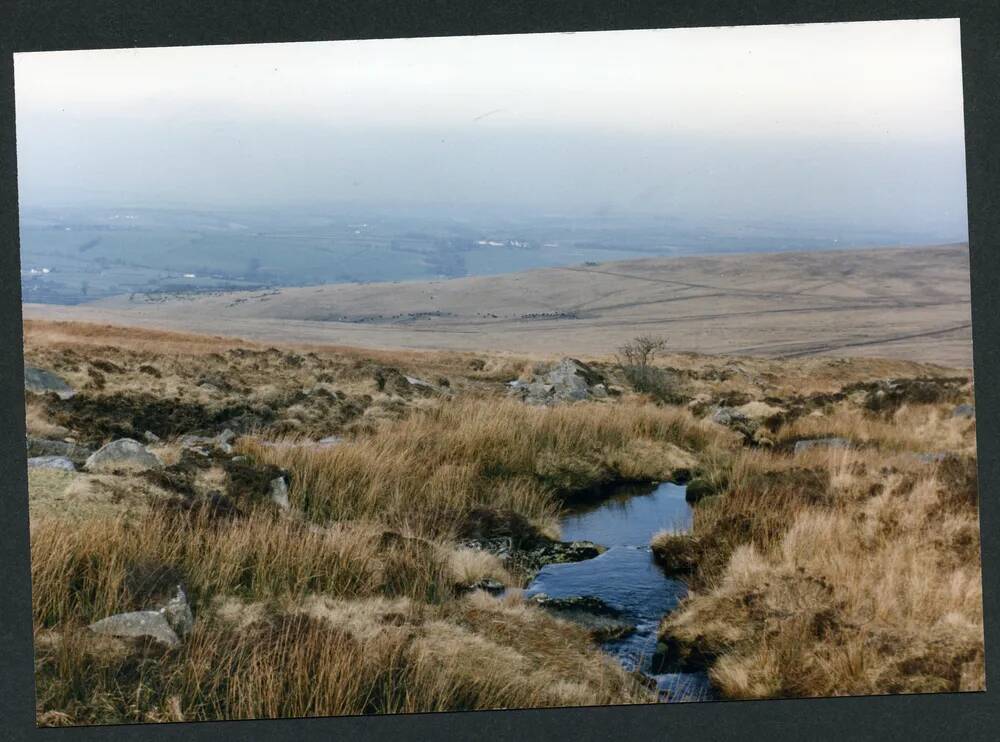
xmin=952 ymin=403 xmax=975 ymax=419
xmin=26 ymin=437 xmax=92 ymax=466
xmin=88 ymin=611 xmax=180 ymax=648
xmin=84 ymin=439 xmax=163 ymax=472
xmin=27 ymin=455 xmax=76 ymax=472
xmin=23 ymin=365 xmax=75 ymax=399
xmin=529 ymin=594 xmax=636 ymax=642
xmin=793 ymin=438 xmax=851 ymax=454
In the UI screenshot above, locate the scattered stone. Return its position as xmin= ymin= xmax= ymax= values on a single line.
xmin=529 ymin=594 xmax=636 ymax=642
xmin=144 ymin=430 xmax=161 ymax=443
xmin=23 ymin=365 xmax=75 ymax=399
xmin=793 ymin=438 xmax=851 ymax=455
xmin=88 ymin=611 xmax=180 ymax=648
xmin=27 ymin=455 xmax=76 ymax=471
xmin=84 ymin=439 xmax=163 ymax=472
xmin=26 ymin=437 xmax=93 ymax=466
xmin=952 ymin=403 xmax=975 ymax=419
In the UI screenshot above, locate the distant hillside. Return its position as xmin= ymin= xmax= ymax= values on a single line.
xmin=24 ymin=244 xmax=973 ymax=367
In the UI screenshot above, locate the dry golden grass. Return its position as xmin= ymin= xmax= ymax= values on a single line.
xmin=34 ymin=589 xmax=647 ymax=724
xmin=657 ymin=399 xmax=983 ymax=700
xmin=247 ymin=397 xmax=724 ymax=539
xmin=30 ymin=508 xmax=646 ymax=724
xmin=25 ymin=319 xmax=982 ymax=721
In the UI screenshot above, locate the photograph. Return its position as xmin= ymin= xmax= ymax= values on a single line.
xmin=13 ymin=17 xmax=983 ymax=726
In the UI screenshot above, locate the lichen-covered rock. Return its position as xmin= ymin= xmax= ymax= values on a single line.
xmin=509 ymin=358 xmax=610 ymax=405
xmin=84 ymin=439 xmax=163 ymax=472
xmin=793 ymin=437 xmax=851 ymax=454
xmin=88 ymin=611 xmax=180 ymax=648
xmin=24 ymin=365 xmax=75 ymax=399
xmin=27 ymin=455 xmax=76 ymax=471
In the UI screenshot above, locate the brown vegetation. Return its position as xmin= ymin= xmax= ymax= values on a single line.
xmin=23 ymin=319 xmax=982 ymax=723
xmin=653 ymin=399 xmax=982 ymax=699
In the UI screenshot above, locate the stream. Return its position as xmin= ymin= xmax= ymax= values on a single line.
xmin=524 ymin=481 xmax=714 ymax=702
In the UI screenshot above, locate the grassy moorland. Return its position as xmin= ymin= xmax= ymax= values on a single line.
xmin=22 ymin=319 xmax=982 ymax=724
xmin=651 ymin=402 xmax=982 ymax=699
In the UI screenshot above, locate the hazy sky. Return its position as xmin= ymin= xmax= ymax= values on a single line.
xmin=14 ymin=19 xmax=968 ymax=236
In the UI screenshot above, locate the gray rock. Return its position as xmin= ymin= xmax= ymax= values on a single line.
xmin=906 ymin=452 xmax=949 ymax=464
xmin=158 ymin=585 xmax=194 ymax=637
xmin=84 ymin=439 xmax=163 ymax=472
xmin=26 ymin=437 xmax=93 ymax=466
xmin=269 ymin=475 xmax=290 ymax=509
xmin=143 ymin=430 xmax=161 ymax=443
xmin=23 ymin=365 xmax=75 ymax=399
xmin=793 ymin=437 xmax=851 ymax=454
xmin=404 ymin=375 xmax=436 ymax=389
xmin=27 ymin=455 xmax=76 ymax=472
xmin=88 ymin=611 xmax=180 ymax=648
xmin=952 ymin=403 xmax=975 ymax=419
xmin=529 ymin=594 xmax=636 ymax=642
xmin=510 ymin=358 xmax=609 ymax=405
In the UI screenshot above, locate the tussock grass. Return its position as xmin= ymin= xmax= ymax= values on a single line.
xmin=34 ymin=589 xmax=647 ymax=724
xmin=30 ymin=510 xmax=452 ymax=628
xmin=657 ymin=400 xmax=983 ymax=699
xmin=248 ymin=397 xmax=723 ymax=539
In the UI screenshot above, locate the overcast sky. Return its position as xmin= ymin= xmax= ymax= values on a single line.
xmin=14 ymin=19 xmax=968 ymax=236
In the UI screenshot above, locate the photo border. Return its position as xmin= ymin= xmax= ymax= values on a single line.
xmin=1 ymin=2 xmax=997 ymax=740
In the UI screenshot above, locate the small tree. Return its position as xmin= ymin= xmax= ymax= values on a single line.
xmin=617 ymin=335 xmax=684 ymax=404
xmin=617 ymin=335 xmax=668 ymax=368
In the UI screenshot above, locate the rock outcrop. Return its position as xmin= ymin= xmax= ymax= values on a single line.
xmin=508 ymin=358 xmax=611 ymax=405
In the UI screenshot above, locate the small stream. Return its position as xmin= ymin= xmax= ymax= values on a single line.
xmin=525 ymin=482 xmax=714 ymax=702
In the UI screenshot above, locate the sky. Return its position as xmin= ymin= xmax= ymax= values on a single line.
xmin=14 ymin=19 xmax=968 ymax=237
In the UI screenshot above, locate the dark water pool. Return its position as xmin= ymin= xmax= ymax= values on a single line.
xmin=525 ymin=481 xmax=713 ymax=702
